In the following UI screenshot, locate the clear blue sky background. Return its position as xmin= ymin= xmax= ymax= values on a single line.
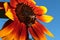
xmin=0 ymin=0 xmax=60 ymax=40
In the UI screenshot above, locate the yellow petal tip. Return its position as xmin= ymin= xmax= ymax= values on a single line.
xmin=46 ymin=16 xmax=53 ymax=23
xmin=5 ymin=9 xmax=14 ymax=21
xmin=38 ymin=15 xmax=54 ymax=23
xmin=47 ymin=31 xmax=54 ymax=37
xmin=39 ymin=6 xmax=48 ymax=14
xmin=4 ymin=2 xmax=9 ymax=12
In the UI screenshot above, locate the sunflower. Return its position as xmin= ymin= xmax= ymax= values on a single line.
xmin=0 ymin=0 xmax=54 ymax=40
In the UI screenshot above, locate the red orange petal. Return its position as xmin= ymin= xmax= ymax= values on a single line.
xmin=10 ymin=23 xmax=21 ymax=40
xmin=40 ymin=34 xmax=47 ymax=40
xmin=18 ymin=0 xmax=36 ymax=8
xmin=36 ymin=15 xmax=53 ymax=23
xmin=10 ymin=0 xmax=18 ymax=8
xmin=19 ymin=23 xmax=27 ymax=40
xmin=18 ymin=0 xmax=24 ymax=3
xmin=2 ymin=32 xmax=14 ymax=40
xmin=28 ymin=27 xmax=39 ymax=40
xmin=32 ymin=24 xmax=47 ymax=40
xmin=1 ymin=21 xmax=22 ymax=40
xmin=17 ymin=0 xmax=28 ymax=4
xmin=35 ymin=22 xmax=54 ymax=37
xmin=0 ymin=22 xmax=14 ymax=37
xmin=13 ymin=32 xmax=19 ymax=40
xmin=11 ymin=10 xmax=19 ymax=21
xmin=27 ymin=0 xmax=36 ymax=8
xmin=34 ymin=6 xmax=47 ymax=15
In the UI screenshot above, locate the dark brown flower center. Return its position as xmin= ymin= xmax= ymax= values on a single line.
xmin=15 ymin=3 xmax=36 ymax=26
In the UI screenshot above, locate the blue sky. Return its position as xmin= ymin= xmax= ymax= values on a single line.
xmin=0 ymin=0 xmax=60 ymax=40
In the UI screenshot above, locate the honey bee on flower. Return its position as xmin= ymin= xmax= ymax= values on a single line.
xmin=0 ymin=0 xmax=54 ymax=40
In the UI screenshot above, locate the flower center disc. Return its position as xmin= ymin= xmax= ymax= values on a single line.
xmin=15 ymin=3 xmax=36 ymax=26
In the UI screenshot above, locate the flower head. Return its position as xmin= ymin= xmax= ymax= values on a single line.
xmin=0 ymin=0 xmax=54 ymax=40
